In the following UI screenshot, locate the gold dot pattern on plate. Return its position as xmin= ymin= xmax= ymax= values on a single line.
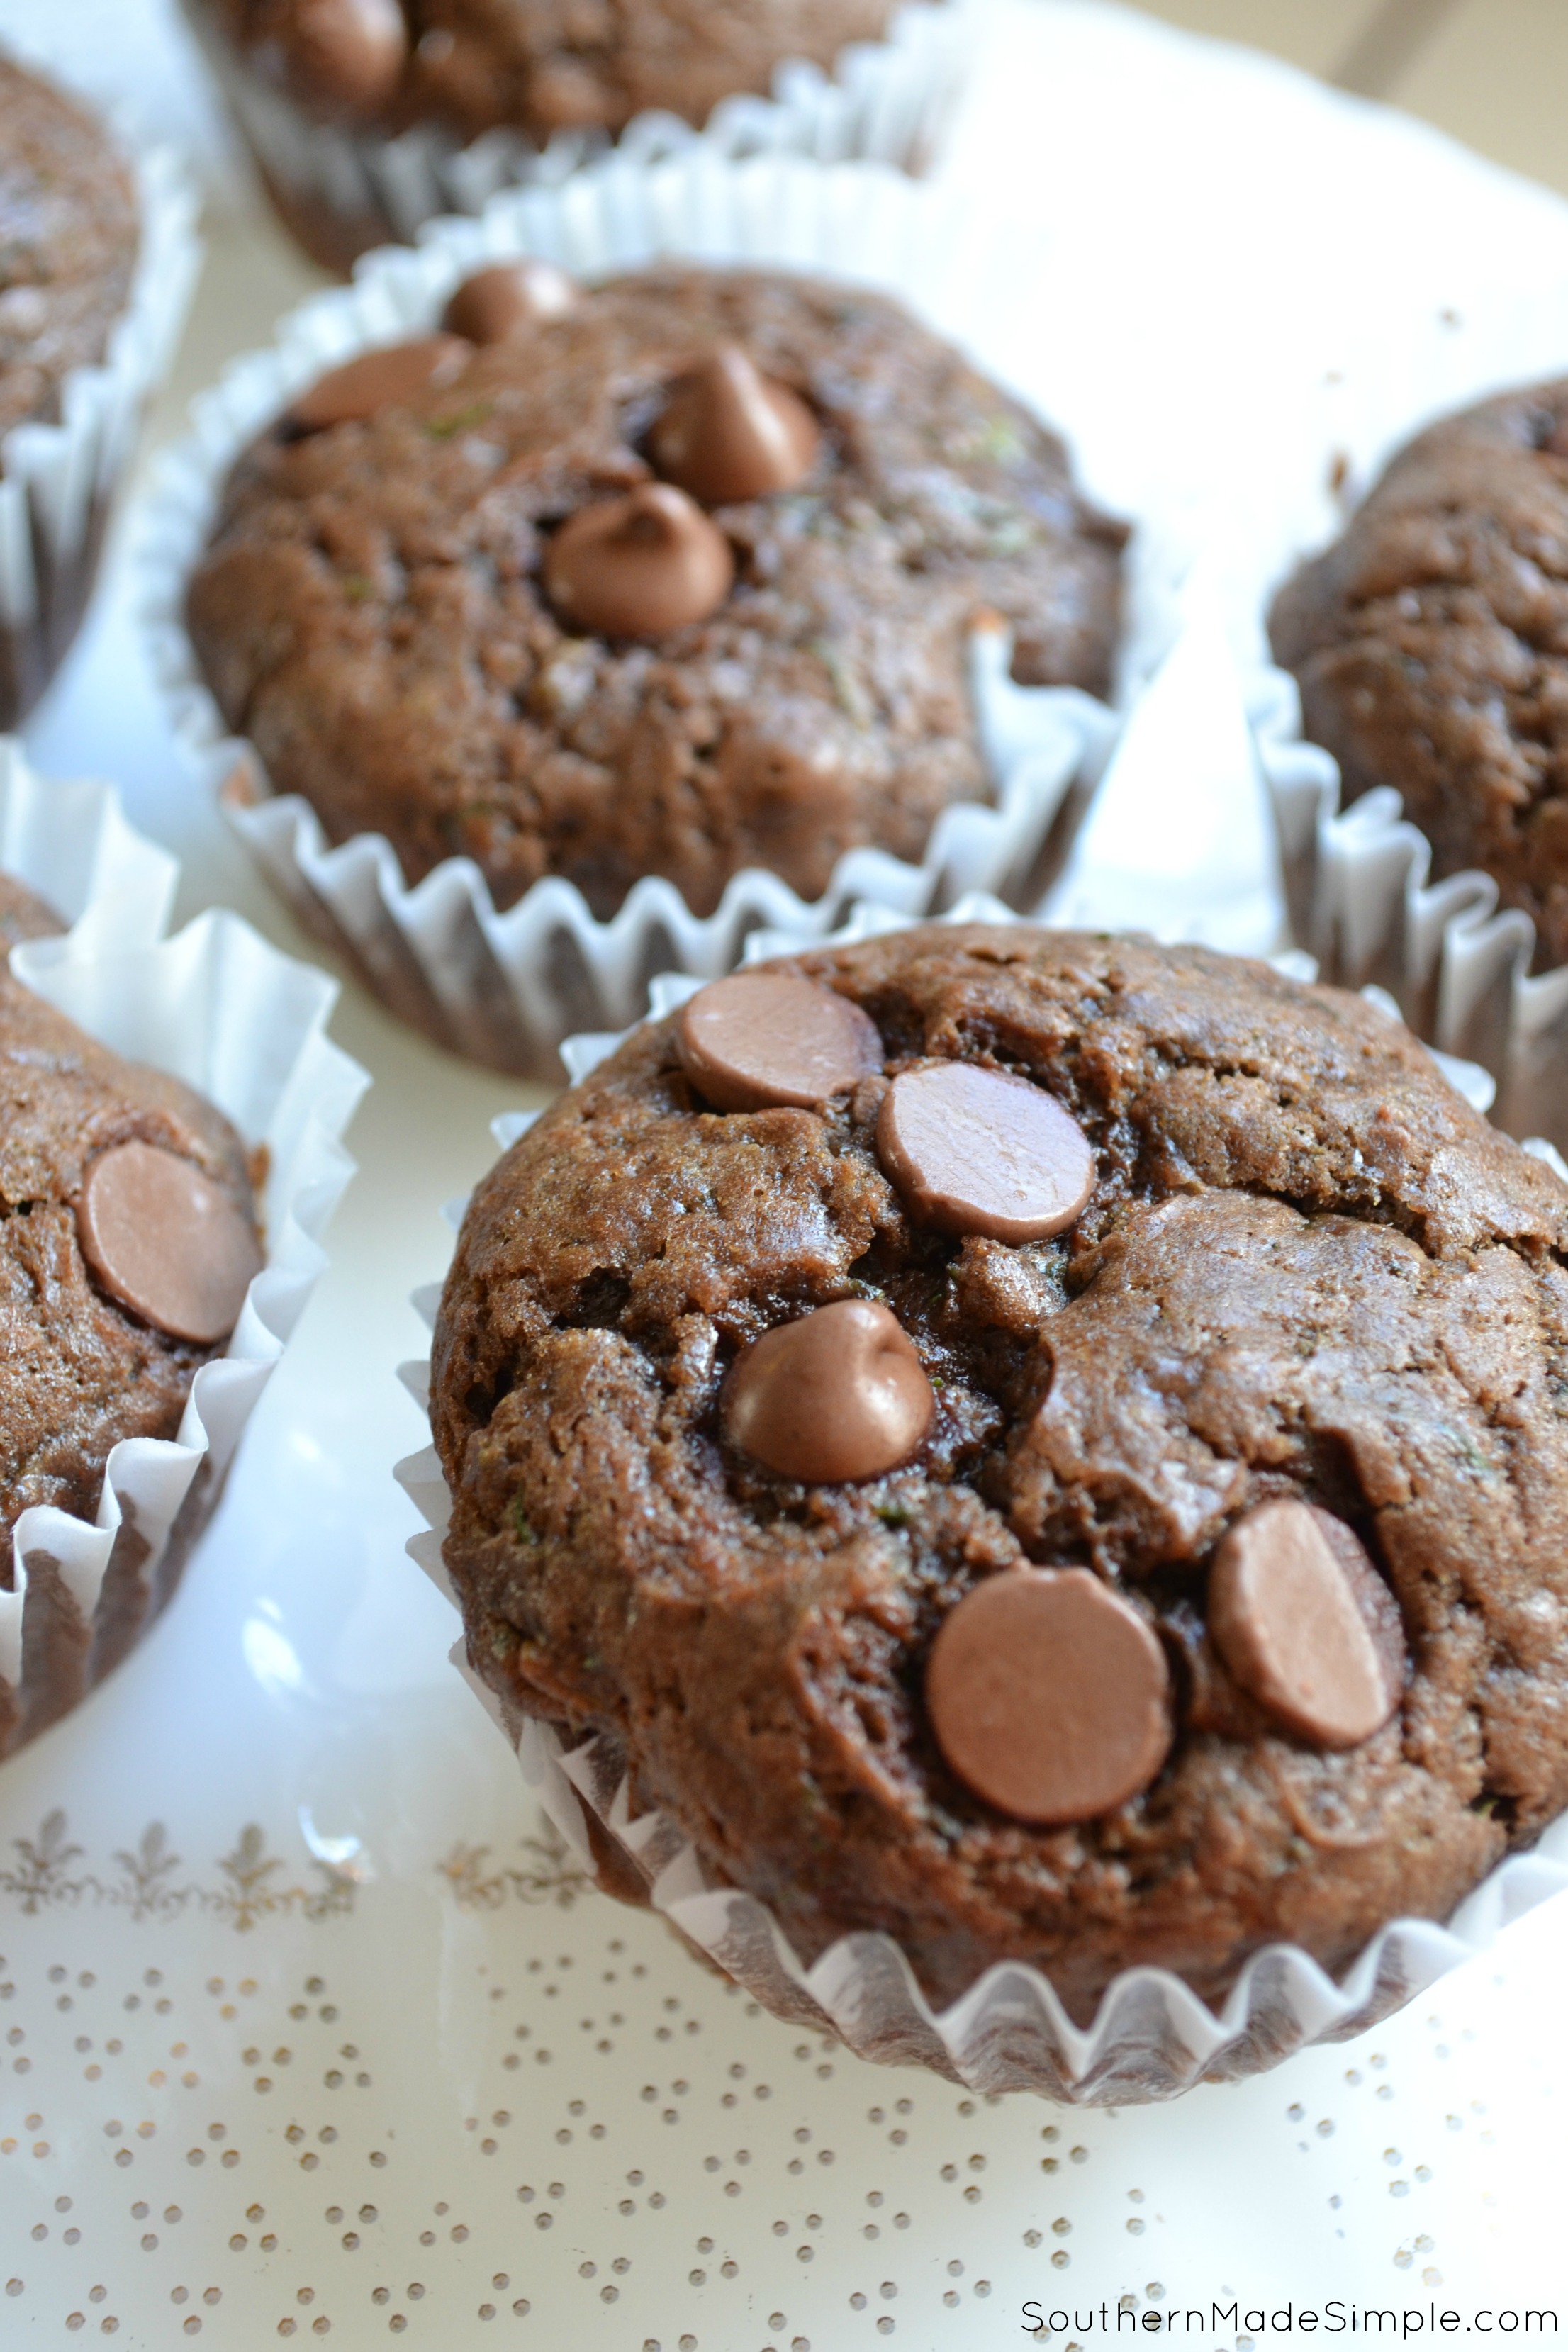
xmin=0 ymin=1804 xmax=1551 ymax=2329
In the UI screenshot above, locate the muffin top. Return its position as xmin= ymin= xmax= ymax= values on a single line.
xmin=0 ymin=57 xmax=138 ymax=447
xmin=0 ymin=876 xmax=264 ymax=1580
xmin=1271 ymin=378 xmax=1568 ymax=974
xmin=204 ymin=0 xmax=900 ymax=142
xmin=188 ymin=265 xmax=1124 ymax=921
xmin=432 ymin=923 xmax=1568 ymax=2020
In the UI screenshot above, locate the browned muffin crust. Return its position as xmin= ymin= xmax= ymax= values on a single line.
xmin=188 ymin=268 xmax=1124 ymax=920
xmin=1271 ymin=379 xmax=1568 ymax=975
xmin=0 ymin=878 xmax=258 ymax=1581
xmin=432 ymin=924 xmax=1568 ymax=2019
xmin=206 ymin=0 xmax=901 ymax=141
xmin=0 ymin=57 xmax=138 ymax=447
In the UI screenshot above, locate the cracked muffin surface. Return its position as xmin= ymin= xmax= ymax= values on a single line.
xmin=432 ymin=924 xmax=1568 ymax=2017
xmin=0 ymin=877 xmax=259 ymax=1583
xmin=1271 ymin=377 xmax=1568 ymax=973
xmin=186 ymin=267 xmax=1124 ymax=921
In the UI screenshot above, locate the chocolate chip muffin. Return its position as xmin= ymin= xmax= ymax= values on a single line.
xmin=1270 ymin=379 xmax=1568 ymax=975
xmin=0 ymin=57 xmax=138 ymax=446
xmin=1 ymin=875 xmax=264 ymax=1587
xmin=432 ymin=924 xmax=1568 ymax=2020
xmin=195 ymin=0 xmax=902 ymax=142
xmin=187 ymin=264 xmax=1125 ymax=925
xmin=0 ymin=56 xmax=140 ymax=726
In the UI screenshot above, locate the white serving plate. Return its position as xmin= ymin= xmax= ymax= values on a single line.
xmin=7 ymin=0 xmax=1568 ymax=2332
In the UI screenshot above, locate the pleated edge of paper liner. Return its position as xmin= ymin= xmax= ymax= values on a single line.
xmin=0 ymin=123 xmax=201 ymax=713
xmin=0 ymin=858 xmax=367 ymax=1759
xmin=175 ymin=0 xmax=972 ymax=271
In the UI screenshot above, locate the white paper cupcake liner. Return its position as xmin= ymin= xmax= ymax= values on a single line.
xmin=0 ymin=131 xmax=201 ymax=726
xmin=177 ymin=0 xmax=970 ymax=273
xmin=393 ymin=890 xmax=1568 ymax=2102
xmin=138 ymin=145 xmax=1126 ymax=1078
xmin=0 ymin=777 xmax=367 ymax=1760
xmin=1014 ymin=588 xmax=1555 ymax=1150
xmin=1195 ymin=264 xmax=1568 ymax=1163
xmin=0 ymin=737 xmax=178 ymax=952
xmin=1248 ymin=661 xmax=1568 ymax=1155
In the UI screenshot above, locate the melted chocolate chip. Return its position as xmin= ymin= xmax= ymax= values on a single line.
xmin=1208 ymin=1499 xmax=1404 ymax=1749
xmin=722 ymin=1299 xmax=932 ymax=1484
xmin=649 ymin=345 xmax=819 ymax=506
xmin=268 ymin=0 xmax=408 ymax=120
xmin=677 ymin=973 xmax=883 ymax=1112
xmin=77 ymin=1141 xmax=263 ymax=1346
xmin=543 ymin=483 xmax=734 ymax=638
xmin=287 ymin=335 xmax=472 ymax=433
xmin=926 ymin=1567 xmax=1172 ymax=1825
xmin=441 ymin=259 xmax=581 ymax=345
xmin=876 ymin=1061 xmax=1096 ymax=1242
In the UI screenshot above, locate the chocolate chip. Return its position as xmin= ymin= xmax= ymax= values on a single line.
xmin=77 ymin=1142 xmax=264 ymax=1347
xmin=876 ymin=1063 xmax=1095 ymax=1241
xmin=926 ymin=1568 xmax=1172 ymax=1825
xmin=270 ymin=0 xmax=408 ymax=120
xmin=722 ymin=1300 xmax=933 ymax=1484
xmin=441 ymin=259 xmax=580 ymax=345
xmin=649 ymin=346 xmax=820 ymax=507
xmin=677 ymin=973 xmax=883 ymax=1112
xmin=544 ymin=483 xmax=733 ymax=639
xmin=287 ymin=335 xmax=473 ymax=433
xmin=1208 ymin=1500 xmax=1404 ymax=1749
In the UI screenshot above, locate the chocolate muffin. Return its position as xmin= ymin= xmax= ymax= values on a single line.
xmin=195 ymin=0 xmax=902 ymax=144
xmin=432 ymin=923 xmax=1568 ymax=2019
xmin=0 ymin=58 xmax=138 ymax=445
xmin=1 ymin=875 xmax=264 ymax=1586
xmin=1270 ymin=379 xmax=1568 ymax=975
xmin=0 ymin=57 xmax=140 ymax=725
xmin=187 ymin=265 xmax=1125 ymax=924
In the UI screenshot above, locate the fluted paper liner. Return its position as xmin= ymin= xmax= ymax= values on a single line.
xmin=1252 ymin=659 xmax=1568 ymax=1155
xmin=177 ymin=0 xmax=969 ymax=273
xmin=138 ymin=144 xmax=1126 ymax=1077
xmin=0 ymin=738 xmax=178 ymax=953
xmin=0 ymin=785 xmax=366 ymax=1759
xmin=396 ymin=885 xmax=1568 ymax=2100
xmin=0 ymin=135 xmax=200 ymax=726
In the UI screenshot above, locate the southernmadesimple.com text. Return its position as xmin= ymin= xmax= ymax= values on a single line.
xmin=1021 ymin=2304 xmax=1561 ymax=2340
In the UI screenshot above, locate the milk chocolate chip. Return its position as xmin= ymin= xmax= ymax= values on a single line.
xmin=722 ymin=1300 xmax=933 ymax=1484
xmin=544 ymin=484 xmax=733 ymax=638
xmin=288 ymin=334 xmax=472 ymax=433
xmin=442 ymin=259 xmax=580 ymax=345
xmin=649 ymin=346 xmax=820 ymax=507
xmin=1208 ymin=1500 xmax=1404 ymax=1749
xmin=877 ymin=1062 xmax=1095 ymax=1242
xmin=926 ymin=1568 xmax=1172 ymax=1825
xmin=678 ymin=973 xmax=883 ymax=1113
xmin=269 ymin=0 xmax=408 ymax=121
xmin=78 ymin=1142 xmax=264 ymax=1347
